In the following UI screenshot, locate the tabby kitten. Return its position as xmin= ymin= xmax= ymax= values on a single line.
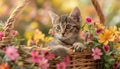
xmin=47 ymin=7 xmax=86 ymax=57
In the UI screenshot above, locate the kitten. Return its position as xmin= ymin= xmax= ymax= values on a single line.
xmin=47 ymin=7 xmax=86 ymax=57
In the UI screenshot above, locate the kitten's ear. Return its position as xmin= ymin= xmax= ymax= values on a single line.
xmin=48 ymin=11 xmax=59 ymax=24
xmin=69 ymin=7 xmax=81 ymax=22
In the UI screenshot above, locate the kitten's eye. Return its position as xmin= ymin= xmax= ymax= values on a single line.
xmin=66 ymin=24 xmax=71 ymax=29
xmin=56 ymin=25 xmax=61 ymax=30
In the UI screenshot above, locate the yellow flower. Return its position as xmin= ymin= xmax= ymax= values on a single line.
xmin=114 ymin=43 xmax=120 ymax=48
xmin=94 ymin=23 xmax=105 ymax=29
xmin=30 ymin=21 xmax=39 ymax=29
xmin=118 ymin=55 xmax=120 ymax=61
xmin=98 ymin=29 xmax=115 ymax=45
xmin=24 ymin=31 xmax=33 ymax=39
xmin=109 ymin=26 xmax=119 ymax=35
xmin=113 ymin=33 xmax=120 ymax=43
xmin=115 ymin=44 xmax=120 ymax=59
xmin=27 ymin=39 xmax=31 ymax=46
xmin=44 ymin=37 xmax=53 ymax=43
xmin=109 ymin=26 xmax=120 ymax=42
xmin=27 ymin=39 xmax=35 ymax=46
xmin=33 ymin=29 xmax=45 ymax=41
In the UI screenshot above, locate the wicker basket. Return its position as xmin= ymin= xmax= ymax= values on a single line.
xmin=0 ymin=0 xmax=105 ymax=69
xmin=23 ymin=47 xmax=101 ymax=69
xmin=0 ymin=37 xmax=11 ymax=47
xmin=49 ymin=49 xmax=101 ymax=69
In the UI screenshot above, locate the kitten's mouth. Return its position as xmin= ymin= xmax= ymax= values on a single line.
xmin=60 ymin=34 xmax=72 ymax=40
xmin=55 ymin=33 xmax=73 ymax=40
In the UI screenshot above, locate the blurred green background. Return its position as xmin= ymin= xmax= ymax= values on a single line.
xmin=0 ymin=0 xmax=120 ymax=40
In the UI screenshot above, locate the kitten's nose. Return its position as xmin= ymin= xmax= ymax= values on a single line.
xmin=61 ymin=29 xmax=65 ymax=36
xmin=62 ymin=32 xmax=65 ymax=36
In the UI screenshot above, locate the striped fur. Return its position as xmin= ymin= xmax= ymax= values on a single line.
xmin=47 ymin=7 xmax=84 ymax=57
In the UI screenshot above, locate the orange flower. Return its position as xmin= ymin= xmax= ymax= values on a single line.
xmin=114 ymin=35 xmax=120 ymax=43
xmin=94 ymin=23 xmax=105 ymax=29
xmin=0 ymin=63 xmax=10 ymax=69
xmin=118 ymin=55 xmax=120 ymax=61
xmin=109 ymin=26 xmax=120 ymax=43
xmin=98 ymin=29 xmax=115 ymax=45
xmin=109 ymin=26 xmax=118 ymax=35
xmin=114 ymin=43 xmax=120 ymax=49
xmin=34 ymin=29 xmax=45 ymax=41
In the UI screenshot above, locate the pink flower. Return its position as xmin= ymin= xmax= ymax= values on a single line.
xmin=5 ymin=46 xmax=19 ymax=61
xmin=85 ymin=34 xmax=93 ymax=43
xmin=30 ymin=50 xmax=44 ymax=63
xmin=41 ymin=50 xmax=55 ymax=60
xmin=10 ymin=30 xmax=18 ymax=37
xmin=88 ymin=34 xmax=93 ymax=39
xmin=45 ymin=52 xmax=55 ymax=60
xmin=92 ymin=48 xmax=102 ymax=60
xmin=96 ymin=29 xmax=103 ymax=34
xmin=62 ymin=56 xmax=70 ymax=66
xmin=0 ymin=32 xmax=4 ymax=40
xmin=0 ymin=36 xmax=2 ymax=40
xmin=113 ymin=62 xmax=120 ymax=69
xmin=86 ymin=17 xmax=92 ymax=24
xmin=27 ymin=39 xmax=36 ymax=46
xmin=38 ymin=58 xmax=49 ymax=69
xmin=0 ymin=32 xmax=4 ymax=36
xmin=102 ymin=45 xmax=110 ymax=52
xmin=80 ymin=31 xmax=86 ymax=39
xmin=86 ymin=39 xmax=92 ymax=44
xmin=56 ymin=62 xmax=66 ymax=69
xmin=31 ymin=50 xmax=49 ymax=69
xmin=30 ymin=39 xmax=36 ymax=45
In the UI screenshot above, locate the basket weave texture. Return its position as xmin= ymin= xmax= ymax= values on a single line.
xmin=0 ymin=37 xmax=11 ymax=46
xmin=0 ymin=0 xmax=103 ymax=69
xmin=49 ymin=49 xmax=100 ymax=69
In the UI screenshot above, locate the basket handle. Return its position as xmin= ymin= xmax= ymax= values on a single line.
xmin=91 ymin=0 xmax=106 ymax=25
xmin=3 ymin=0 xmax=30 ymax=37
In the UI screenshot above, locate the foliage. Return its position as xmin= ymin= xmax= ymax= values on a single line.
xmin=0 ymin=16 xmax=120 ymax=69
xmin=79 ymin=17 xmax=120 ymax=69
xmin=0 ymin=0 xmax=120 ymax=69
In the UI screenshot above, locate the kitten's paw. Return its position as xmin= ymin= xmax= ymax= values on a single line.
xmin=50 ymin=45 xmax=68 ymax=57
xmin=73 ymin=42 xmax=86 ymax=52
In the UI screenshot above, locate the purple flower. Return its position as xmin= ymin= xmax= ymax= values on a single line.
xmin=86 ymin=17 xmax=92 ymax=24
xmin=102 ymin=45 xmax=110 ymax=52
xmin=113 ymin=62 xmax=120 ymax=69
xmin=96 ymin=29 xmax=103 ymax=34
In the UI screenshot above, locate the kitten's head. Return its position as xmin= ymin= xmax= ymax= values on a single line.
xmin=49 ymin=7 xmax=82 ymax=40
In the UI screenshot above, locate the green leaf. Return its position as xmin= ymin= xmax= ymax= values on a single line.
xmin=106 ymin=51 xmax=113 ymax=56
xmin=105 ymin=64 xmax=110 ymax=69
xmin=104 ymin=55 xmax=110 ymax=60
xmin=29 ymin=63 xmax=36 ymax=68
xmin=107 ymin=58 xmax=115 ymax=64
